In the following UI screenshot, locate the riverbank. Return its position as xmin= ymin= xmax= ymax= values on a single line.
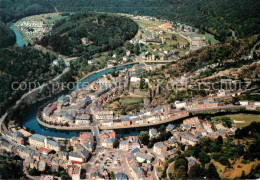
xmin=9 ymin=23 xmax=25 ymax=47
xmin=36 ymin=111 xmax=189 ymax=131
xmin=20 ymin=62 xmax=143 ymax=137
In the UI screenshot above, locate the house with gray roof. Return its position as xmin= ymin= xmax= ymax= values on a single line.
xmin=135 ymin=152 xmax=153 ymax=163
xmin=116 ymin=173 xmax=128 ymax=180
xmin=166 ymin=124 xmax=175 ymax=131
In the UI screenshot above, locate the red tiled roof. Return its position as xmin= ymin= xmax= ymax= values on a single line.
xmin=38 ymin=147 xmax=51 ymax=154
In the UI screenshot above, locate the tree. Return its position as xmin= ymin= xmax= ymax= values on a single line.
xmin=68 ymin=146 xmax=73 ymax=152
xmin=175 ymin=165 xmax=188 ymax=179
xmin=171 ymin=34 xmax=177 ymax=41
xmin=174 ymin=156 xmax=188 ymax=171
xmin=206 ymin=163 xmax=220 ymax=179
xmin=110 ymin=172 xmax=116 ymax=180
xmin=199 ymin=151 xmax=210 ymax=165
xmin=138 ymin=131 xmax=150 ymax=145
xmin=125 ymin=42 xmax=134 ymax=52
xmin=139 ymin=76 xmax=145 ymax=89
xmin=189 ymin=164 xmax=205 ymax=179
xmin=158 ymin=125 xmax=166 ymax=133
xmin=216 ymin=136 xmax=223 ymax=145
xmin=134 ymin=43 xmax=140 ymax=55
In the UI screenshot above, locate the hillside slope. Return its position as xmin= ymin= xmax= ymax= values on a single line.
xmin=1 ymin=0 xmax=259 ymax=41
xmin=37 ymin=13 xmax=138 ymax=56
xmin=0 ymin=21 xmax=15 ymax=48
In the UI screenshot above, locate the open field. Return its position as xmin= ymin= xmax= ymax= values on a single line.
xmin=204 ymin=33 xmax=220 ymax=44
xmin=14 ymin=13 xmax=69 ymax=44
xmin=211 ymin=114 xmax=260 ymax=128
xmin=121 ymin=97 xmax=143 ymax=105
xmin=212 ymin=158 xmax=259 ymax=179
xmin=167 ymin=162 xmax=175 ymax=177
xmin=16 ymin=13 xmax=69 ymax=24
xmin=226 ymin=114 xmax=260 ymax=128
xmin=134 ymin=19 xmax=164 ymax=28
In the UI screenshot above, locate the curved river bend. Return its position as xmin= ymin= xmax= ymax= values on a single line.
xmin=9 ymin=23 xmax=25 ymax=47
xmin=22 ymin=64 xmax=142 ymax=138
xmin=9 ymin=22 xmax=169 ymax=138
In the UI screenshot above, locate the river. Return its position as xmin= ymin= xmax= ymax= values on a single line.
xmin=9 ymin=20 xmax=170 ymax=138
xmin=9 ymin=23 xmax=25 ymax=47
xmin=22 ymin=63 xmax=159 ymax=138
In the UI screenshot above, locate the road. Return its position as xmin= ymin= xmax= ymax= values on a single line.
xmin=83 ymin=122 xmax=102 ymax=179
xmin=23 ymin=164 xmax=34 ymax=179
xmin=187 ymin=105 xmax=247 ymax=113
xmin=166 ymin=161 xmax=174 ymax=180
xmin=231 ymin=29 xmax=237 ymax=40
xmin=0 ymin=56 xmax=76 ymax=133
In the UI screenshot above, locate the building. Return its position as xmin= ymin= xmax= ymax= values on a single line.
xmin=166 ymin=124 xmax=175 ymax=131
xmin=185 ymin=101 xmax=218 ymax=110
xmin=29 ymin=134 xmax=45 ymax=149
xmin=239 ymin=100 xmax=249 ymax=106
xmin=175 ymin=101 xmax=186 ymax=109
xmin=81 ymin=37 xmax=89 ymax=45
xmin=121 ymin=116 xmax=131 ymax=126
xmin=149 ymin=128 xmax=159 ymax=138
xmin=95 ymin=111 xmax=113 ymax=120
xmin=29 ymin=134 xmax=60 ymax=151
xmin=101 ymin=119 xmax=113 ymax=127
xmin=116 ymin=173 xmax=128 ymax=180
xmin=153 ymin=142 xmax=167 ymax=154
xmin=146 ymin=39 xmax=162 ymax=44
xmin=135 ymin=152 xmax=153 ymax=163
xmin=254 ymin=102 xmax=260 ymax=106
xmin=119 ymin=140 xmax=129 ymax=151
xmin=100 ymin=130 xmax=116 ymax=148
xmin=58 ymin=151 xmax=68 ymax=161
xmin=38 ymin=162 xmax=46 ymax=171
xmin=69 ymin=152 xmax=84 ymax=164
xmin=0 ymin=141 xmax=14 ymax=152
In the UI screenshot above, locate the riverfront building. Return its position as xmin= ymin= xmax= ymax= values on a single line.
xmin=29 ymin=134 xmax=61 ymax=151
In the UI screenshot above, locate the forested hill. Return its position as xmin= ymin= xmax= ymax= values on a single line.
xmin=37 ymin=13 xmax=138 ymax=56
xmin=0 ymin=0 xmax=52 ymax=22
xmin=162 ymin=0 xmax=260 ymax=42
xmin=0 ymin=48 xmax=61 ymax=116
xmin=1 ymin=0 xmax=260 ymax=42
xmin=0 ymin=21 xmax=15 ymax=48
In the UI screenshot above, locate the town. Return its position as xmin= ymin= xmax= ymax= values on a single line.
xmin=1 ymin=8 xmax=259 ymax=180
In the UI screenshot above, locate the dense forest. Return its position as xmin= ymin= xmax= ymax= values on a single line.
xmin=0 ymin=155 xmax=24 ymax=179
xmin=166 ymin=35 xmax=260 ymax=75
xmin=37 ymin=13 xmax=138 ymax=56
xmin=0 ymin=48 xmax=62 ymax=116
xmin=1 ymin=0 xmax=260 ymax=41
xmin=0 ymin=0 xmax=52 ymax=23
xmin=0 ymin=21 xmax=15 ymax=48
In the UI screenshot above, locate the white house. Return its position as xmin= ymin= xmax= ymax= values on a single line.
xmin=239 ymin=100 xmax=249 ymax=106
xmin=135 ymin=152 xmax=153 ymax=163
xmin=254 ymin=102 xmax=260 ymax=106
xmin=88 ymin=59 xmax=95 ymax=65
xmin=149 ymin=128 xmax=159 ymax=138
xmin=102 ymin=119 xmax=114 ymax=127
xmin=175 ymin=101 xmax=186 ymax=109
xmin=130 ymin=77 xmax=141 ymax=83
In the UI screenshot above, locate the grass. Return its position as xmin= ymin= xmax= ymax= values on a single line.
xmin=213 ymin=157 xmax=259 ymax=179
xmin=211 ymin=114 xmax=260 ymax=129
xmin=19 ymin=13 xmax=69 ymax=24
xmin=204 ymin=33 xmax=220 ymax=44
xmin=211 ymin=159 xmax=226 ymax=177
xmin=121 ymin=97 xmax=143 ymax=105
xmin=167 ymin=162 xmax=175 ymax=177
xmin=134 ymin=19 xmax=164 ymax=28
xmin=226 ymin=114 xmax=260 ymax=128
